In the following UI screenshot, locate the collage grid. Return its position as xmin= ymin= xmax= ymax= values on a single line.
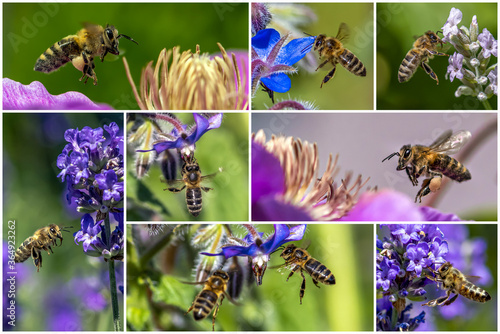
xmin=1 ymin=0 xmax=498 ymax=332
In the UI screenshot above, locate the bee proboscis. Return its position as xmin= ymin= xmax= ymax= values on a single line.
xmin=382 ymin=129 xmax=471 ymax=203
xmin=14 ymin=224 xmax=71 ymax=272
xmin=165 ymin=155 xmax=219 ymax=217
xmin=278 ymin=243 xmax=336 ymax=304
xmin=312 ymin=22 xmax=367 ymax=87
xmin=34 ymin=23 xmax=137 ymax=85
xmin=398 ymin=30 xmax=448 ymax=84
xmin=423 ymin=261 xmax=491 ymax=307
xmin=184 ymin=270 xmax=238 ymax=331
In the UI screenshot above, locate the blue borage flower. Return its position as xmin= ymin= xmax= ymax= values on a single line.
xmin=136 ymin=113 xmax=222 ymax=157
xmin=202 ymin=224 xmax=306 ymax=285
xmin=252 ymin=28 xmax=315 ymax=96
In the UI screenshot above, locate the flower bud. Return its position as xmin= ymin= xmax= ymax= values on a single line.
xmin=469 ymin=41 xmax=480 ymax=53
xmin=455 ymin=85 xmax=474 ymax=97
xmin=477 ymin=92 xmax=488 ymax=101
xmin=470 ymin=15 xmax=479 ymax=42
xmin=458 ymin=26 xmax=471 ymax=44
xmin=470 ymin=58 xmax=480 ymax=68
xmin=462 ymin=69 xmax=476 ymax=80
xmin=477 ymin=76 xmax=488 ymax=85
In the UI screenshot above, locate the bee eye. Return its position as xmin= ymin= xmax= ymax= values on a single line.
xmin=106 ymin=29 xmax=114 ymax=40
xmin=403 ymin=149 xmax=411 ymax=158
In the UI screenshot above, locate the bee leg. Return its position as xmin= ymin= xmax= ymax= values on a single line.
xmin=443 ymin=293 xmax=459 ymax=306
xmin=166 ymin=186 xmax=186 ymax=193
xmin=312 ymin=279 xmax=321 ymax=288
xmin=321 ymin=66 xmax=337 ymax=88
xmin=184 ymin=303 xmax=194 ymax=316
xmin=420 ymin=61 xmax=439 ymax=85
xmin=415 ymin=178 xmax=431 ymax=203
xmin=428 ymin=50 xmax=449 ymax=57
xmin=299 ymin=270 xmax=306 ymax=305
xmin=212 ymin=295 xmax=224 ymax=331
xmin=405 ymin=167 xmax=418 ymax=186
xmin=286 ymin=265 xmax=299 ymax=282
xmin=79 ymin=51 xmax=98 ymax=85
xmin=201 ymin=187 xmax=213 ymax=192
xmin=315 ymin=59 xmax=330 ymax=71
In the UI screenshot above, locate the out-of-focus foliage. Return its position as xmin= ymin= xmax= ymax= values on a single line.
xmin=377 ymin=3 xmax=497 ymax=110
xmin=126 ymin=224 xmax=374 ymax=331
xmin=3 ymin=3 xmax=248 ymax=109
xmin=3 ymin=113 xmax=124 ymax=331
xmin=126 ymin=113 xmax=249 ymax=221
xmin=252 ymin=3 xmax=374 ymax=110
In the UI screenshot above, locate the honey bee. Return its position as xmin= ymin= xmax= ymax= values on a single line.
xmin=423 ymin=262 xmax=491 ymax=307
xmin=34 ymin=23 xmax=137 ymax=85
xmin=185 ymin=270 xmax=237 ymax=331
xmin=165 ymin=155 xmax=219 ymax=217
xmin=278 ymin=244 xmax=336 ymax=304
xmin=398 ymin=30 xmax=448 ymax=84
xmin=14 ymin=224 xmax=71 ymax=272
xmin=382 ymin=130 xmax=471 ymax=203
xmin=312 ymin=22 xmax=366 ymax=87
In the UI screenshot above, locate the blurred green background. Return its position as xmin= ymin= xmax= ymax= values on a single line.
xmin=252 ymin=3 xmax=374 ymax=110
xmin=377 ymin=3 xmax=497 ymax=110
xmin=3 ymin=3 xmax=248 ymax=109
xmin=3 ymin=113 xmax=124 ymax=330
xmin=126 ymin=224 xmax=374 ymax=331
xmin=126 ymin=113 xmax=249 ymax=221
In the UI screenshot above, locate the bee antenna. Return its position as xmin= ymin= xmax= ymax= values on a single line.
xmin=118 ymin=34 xmax=139 ymax=45
xmin=382 ymin=152 xmax=399 ymax=162
xmin=271 ymin=246 xmax=285 ymax=255
xmin=303 ymin=31 xmax=314 ymax=37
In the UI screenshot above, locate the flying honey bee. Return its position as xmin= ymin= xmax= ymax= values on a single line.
xmin=312 ymin=22 xmax=366 ymax=87
xmin=278 ymin=244 xmax=336 ymax=304
xmin=423 ymin=261 xmax=491 ymax=307
xmin=34 ymin=23 xmax=137 ymax=85
xmin=165 ymin=155 xmax=220 ymax=217
xmin=382 ymin=130 xmax=471 ymax=203
xmin=14 ymin=224 xmax=71 ymax=272
xmin=398 ymin=30 xmax=448 ymax=84
xmin=185 ymin=270 xmax=238 ymax=331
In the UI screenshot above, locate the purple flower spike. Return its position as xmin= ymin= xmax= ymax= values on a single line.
xmin=70 ymin=151 xmax=90 ymax=184
xmin=406 ymin=242 xmax=432 ymax=276
xmin=74 ymin=214 xmax=104 ymax=254
xmin=252 ymin=28 xmax=315 ymax=95
xmin=79 ymin=126 xmax=105 ymax=152
xmin=478 ymin=28 xmax=498 ymax=58
xmin=441 ymin=7 xmax=462 ymax=42
xmin=376 ymin=257 xmax=400 ymax=291
xmin=446 ymin=52 xmax=464 ymax=82
xmin=95 ymin=170 xmax=123 ymax=202
xmin=2 ymin=78 xmax=112 ymax=110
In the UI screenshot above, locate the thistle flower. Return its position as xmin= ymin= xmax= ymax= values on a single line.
xmin=124 ymin=44 xmax=248 ymax=110
xmin=2 ymin=78 xmax=112 ymax=110
xmin=252 ymin=130 xmax=370 ymax=221
xmin=376 ymin=224 xmax=449 ymax=330
xmin=202 ymin=224 xmax=306 ymax=285
xmin=441 ymin=7 xmax=498 ymax=108
xmin=252 ymin=28 xmax=315 ymax=97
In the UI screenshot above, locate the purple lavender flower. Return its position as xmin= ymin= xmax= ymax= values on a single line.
xmin=2 ymin=78 xmax=112 ymax=110
xmin=252 ymin=28 xmax=315 ymax=96
xmin=446 ymin=52 xmax=464 ymax=82
xmin=487 ymin=65 xmax=497 ymax=95
xmin=202 ymin=224 xmax=306 ymax=285
xmin=406 ymin=242 xmax=433 ymax=276
xmin=441 ymin=7 xmax=462 ymax=42
xmin=95 ymin=170 xmax=123 ymax=202
xmin=376 ymin=257 xmax=400 ymax=291
xmin=74 ymin=214 xmax=106 ymax=255
xmin=478 ymin=28 xmax=498 ymax=58
xmin=377 ymin=298 xmax=426 ymax=331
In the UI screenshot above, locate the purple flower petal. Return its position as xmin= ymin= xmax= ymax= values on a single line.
xmin=252 ymin=196 xmax=312 ymax=221
xmin=251 ymin=141 xmax=285 ymax=204
xmin=419 ymin=206 xmax=464 ymax=221
xmin=2 ymin=78 xmax=112 ymax=110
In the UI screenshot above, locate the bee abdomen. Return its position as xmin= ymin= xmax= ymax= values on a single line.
xmin=14 ymin=237 xmax=34 ymax=263
xmin=186 ymin=188 xmax=202 ymax=217
xmin=339 ymin=49 xmax=366 ymax=76
xmin=435 ymin=155 xmax=471 ymax=182
xmin=305 ymin=259 xmax=335 ymax=285
xmin=193 ymin=290 xmax=217 ymax=320
xmin=34 ymin=38 xmax=76 ymax=73
xmin=398 ymin=49 xmax=420 ymax=83
xmin=459 ymin=281 xmax=491 ymax=302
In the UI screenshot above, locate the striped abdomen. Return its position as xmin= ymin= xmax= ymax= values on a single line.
xmin=34 ymin=37 xmax=80 ymax=73
xmin=192 ymin=289 xmax=217 ymax=321
xmin=339 ymin=49 xmax=366 ymax=76
xmin=459 ymin=280 xmax=491 ymax=303
xmin=14 ymin=237 xmax=35 ymax=263
xmin=304 ymin=258 xmax=336 ymax=285
xmin=432 ymin=155 xmax=471 ymax=182
xmin=398 ymin=49 xmax=424 ymax=83
xmin=186 ymin=187 xmax=202 ymax=217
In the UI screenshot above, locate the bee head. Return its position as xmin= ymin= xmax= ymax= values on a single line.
xmin=280 ymin=244 xmax=297 ymax=259
xmin=313 ymin=34 xmax=327 ymax=51
xmin=438 ymin=261 xmax=452 ymax=275
xmin=103 ymin=24 xmax=138 ymax=56
xmin=213 ymin=270 xmax=229 ymax=281
xmin=426 ymin=31 xmax=443 ymax=46
xmin=396 ymin=144 xmax=413 ymax=170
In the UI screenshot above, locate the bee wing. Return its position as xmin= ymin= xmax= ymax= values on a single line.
xmin=335 ymin=22 xmax=350 ymax=43
xmin=161 ymin=177 xmax=184 ymax=187
xmin=464 ymin=275 xmax=481 ymax=284
xmin=200 ymin=168 xmax=224 ymax=182
xmin=430 ymin=130 xmax=471 ymax=154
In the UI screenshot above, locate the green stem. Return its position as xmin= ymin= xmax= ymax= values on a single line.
xmin=139 ymin=229 xmax=173 ymax=268
xmin=104 ymin=215 xmax=122 ymax=331
xmin=481 ymin=98 xmax=492 ymax=110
